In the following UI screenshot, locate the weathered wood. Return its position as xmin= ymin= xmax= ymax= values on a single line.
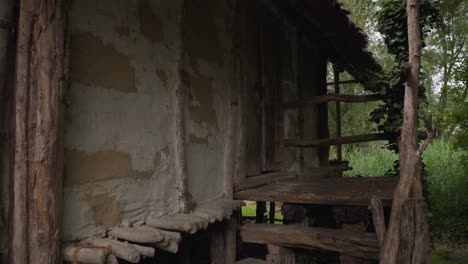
xmin=62 ymin=245 xmax=109 ymax=264
xmin=284 ymin=133 xmax=389 ymax=148
xmin=108 ymin=226 xmax=164 ymax=243
xmin=301 ymin=163 xmax=351 ymax=178
xmin=256 ymin=201 xmax=267 ymax=223
xmin=283 ymin=94 xmax=383 ymax=109
xmin=398 ymin=200 xmax=415 ymax=264
xmin=210 ymin=224 xmax=226 ymax=264
xmin=369 ymin=197 xmax=386 ymax=246
xmin=339 ymin=224 xmax=373 ymax=264
xmin=241 ymin=224 xmax=379 ymax=260
xmin=334 ymin=67 xmax=343 ymax=161
xmin=235 ymin=177 xmax=397 ymax=206
xmin=174 ymin=0 xmax=193 ymax=214
xmin=411 ymin=200 xmax=429 ymax=264
xmin=235 ymin=171 xmax=296 ymax=191
xmin=266 ymin=245 xmax=295 ymax=264
xmin=106 ymin=254 xmax=118 ymax=264
xmin=225 ymin=215 xmax=238 ymax=264
xmin=135 ymin=225 xmax=182 ymax=243
xmin=326 ymin=79 xmax=359 ymax=85
xmin=9 ymin=0 xmax=66 ymax=263
xmin=380 ymin=0 xmax=427 ymax=263
xmin=86 ymin=238 xmax=140 ymax=263
xmin=269 ymin=202 xmax=276 ymax=224
xmin=128 ymin=244 xmax=155 ymax=258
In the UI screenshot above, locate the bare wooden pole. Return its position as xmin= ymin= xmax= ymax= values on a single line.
xmin=9 ymin=0 xmax=66 ymax=263
xmin=333 ymin=67 xmax=342 ymax=161
xmin=174 ymin=0 xmax=192 ymax=213
xmin=380 ymin=0 xmax=429 ymax=262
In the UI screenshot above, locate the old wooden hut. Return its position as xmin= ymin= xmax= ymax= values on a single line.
xmin=0 ymin=0 xmax=428 ymax=263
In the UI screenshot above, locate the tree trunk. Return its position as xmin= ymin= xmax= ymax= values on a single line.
xmin=380 ymin=0 xmax=426 ymax=263
xmin=9 ymin=0 xmax=66 ymax=263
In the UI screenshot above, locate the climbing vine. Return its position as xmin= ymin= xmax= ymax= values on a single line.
xmin=367 ymin=0 xmax=439 ymax=163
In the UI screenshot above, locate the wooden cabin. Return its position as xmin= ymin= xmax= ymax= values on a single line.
xmin=0 ymin=0 xmax=410 ymax=263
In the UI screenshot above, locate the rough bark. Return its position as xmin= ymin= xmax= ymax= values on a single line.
xmin=380 ymin=0 xmax=426 ymax=263
xmin=9 ymin=0 xmax=66 ymax=263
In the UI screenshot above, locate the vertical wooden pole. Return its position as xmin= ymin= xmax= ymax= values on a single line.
xmin=9 ymin=0 xmax=66 ymax=263
xmin=175 ymin=0 xmax=193 ymax=214
xmin=380 ymin=0 xmax=428 ymax=263
xmin=225 ymin=214 xmax=238 ymax=264
xmin=269 ymin=202 xmax=276 ymax=224
xmin=256 ymin=201 xmax=266 ymax=223
xmin=333 ymin=67 xmax=342 ymax=161
xmin=266 ymin=245 xmax=295 ymax=264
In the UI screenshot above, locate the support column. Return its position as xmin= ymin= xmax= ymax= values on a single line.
xmin=9 ymin=0 xmax=66 ymax=263
xmin=266 ymin=245 xmax=295 ymax=264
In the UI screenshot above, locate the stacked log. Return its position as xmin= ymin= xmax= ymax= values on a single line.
xmin=62 ymin=199 xmax=244 ymax=263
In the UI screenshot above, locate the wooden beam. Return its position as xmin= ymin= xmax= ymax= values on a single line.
xmin=283 ymin=93 xmax=383 ymax=109
xmin=241 ymin=224 xmax=379 ymax=260
xmin=284 ymin=133 xmax=389 ymax=147
xmin=234 ymin=177 xmax=397 ymax=207
xmin=326 ymin=79 xmax=359 ymax=85
xmin=9 ymin=0 xmax=66 ymax=263
xmin=235 ymin=171 xmax=296 ymax=191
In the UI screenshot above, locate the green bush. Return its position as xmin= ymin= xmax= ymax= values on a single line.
xmin=342 ymin=140 xmax=468 ymax=244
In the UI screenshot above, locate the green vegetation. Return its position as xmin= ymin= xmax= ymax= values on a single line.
xmin=341 ymin=140 xmax=468 ymax=244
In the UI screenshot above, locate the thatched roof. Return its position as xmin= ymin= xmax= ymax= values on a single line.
xmin=283 ymin=0 xmax=384 ymax=84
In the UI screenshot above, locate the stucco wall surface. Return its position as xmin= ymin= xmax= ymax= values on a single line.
xmin=63 ymin=0 xmax=235 ymax=240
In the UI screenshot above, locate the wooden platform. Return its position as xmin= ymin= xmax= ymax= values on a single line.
xmin=234 ymin=177 xmax=397 ymax=206
xmin=241 ymin=224 xmax=379 ymax=260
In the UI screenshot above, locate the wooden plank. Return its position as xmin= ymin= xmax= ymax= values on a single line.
xmin=284 ymin=133 xmax=389 ymax=147
xmin=283 ymin=93 xmax=383 ymax=109
xmin=326 ymin=79 xmax=359 ymax=85
xmin=234 ymin=177 xmax=397 ymax=206
xmin=241 ymin=224 xmax=379 ymax=260
xmin=235 ymin=171 xmax=296 ymax=191
xmin=370 ymin=197 xmax=386 ymax=246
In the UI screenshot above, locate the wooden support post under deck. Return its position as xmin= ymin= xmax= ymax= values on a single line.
xmin=9 ymin=0 xmax=66 ymax=263
xmin=266 ymin=245 xmax=295 ymax=264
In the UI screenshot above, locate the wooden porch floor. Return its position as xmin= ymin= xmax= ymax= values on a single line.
xmin=234 ymin=177 xmax=397 ymax=206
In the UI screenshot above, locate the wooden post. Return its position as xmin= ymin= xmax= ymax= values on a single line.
xmin=9 ymin=0 xmax=66 ymax=263
xmin=333 ymin=67 xmax=342 ymax=161
xmin=266 ymin=245 xmax=295 ymax=264
xmin=225 ymin=214 xmax=238 ymax=264
xmin=0 ymin=1 xmax=14 ymax=252
xmin=269 ymin=202 xmax=275 ymax=224
xmin=210 ymin=223 xmax=226 ymax=264
xmin=380 ymin=0 xmax=431 ymax=263
xmin=256 ymin=201 xmax=267 ymax=223
xmin=175 ymin=0 xmax=193 ymax=213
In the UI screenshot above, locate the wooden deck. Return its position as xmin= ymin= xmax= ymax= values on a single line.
xmin=234 ymin=177 xmax=397 ymax=206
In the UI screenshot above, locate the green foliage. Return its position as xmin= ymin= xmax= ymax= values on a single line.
xmin=343 ymin=140 xmax=468 ymax=243
xmin=423 ymin=140 xmax=468 ymax=243
xmin=342 ymin=143 xmax=397 ymax=177
xmin=370 ymin=0 xmax=440 ymax=156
